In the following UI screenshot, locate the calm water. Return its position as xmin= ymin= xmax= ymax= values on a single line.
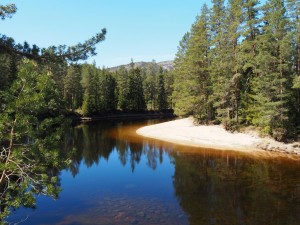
xmin=7 ymin=119 xmax=300 ymax=225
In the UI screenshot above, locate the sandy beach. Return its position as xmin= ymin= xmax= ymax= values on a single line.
xmin=137 ymin=118 xmax=300 ymax=155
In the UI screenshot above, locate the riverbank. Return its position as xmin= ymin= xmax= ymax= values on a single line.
xmin=67 ymin=111 xmax=175 ymax=122
xmin=136 ymin=118 xmax=300 ymax=155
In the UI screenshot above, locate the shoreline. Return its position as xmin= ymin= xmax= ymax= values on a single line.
xmin=136 ymin=118 xmax=300 ymax=155
xmin=67 ymin=112 xmax=175 ymax=122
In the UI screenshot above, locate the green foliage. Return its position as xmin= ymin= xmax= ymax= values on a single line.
xmin=81 ymin=64 xmax=97 ymax=115
xmin=98 ymin=69 xmax=117 ymax=112
xmin=157 ymin=68 xmax=168 ymax=111
xmin=0 ymin=29 xmax=107 ymax=63
xmin=126 ymin=66 xmax=146 ymax=112
xmin=81 ymin=64 xmax=118 ymax=115
xmin=293 ymin=75 xmax=300 ymax=89
xmin=114 ymin=66 xmax=130 ymax=110
xmin=0 ymin=60 xmax=71 ymax=222
xmin=142 ymin=61 xmax=159 ymax=110
xmin=0 ymin=4 xmax=17 ymax=20
xmin=173 ymin=5 xmax=213 ymax=123
xmin=172 ymin=32 xmax=192 ymax=116
xmin=172 ymin=0 xmax=299 ymax=137
xmin=64 ymin=64 xmax=83 ymax=111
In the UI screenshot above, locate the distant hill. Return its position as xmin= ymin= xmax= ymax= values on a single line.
xmin=108 ymin=60 xmax=174 ymax=72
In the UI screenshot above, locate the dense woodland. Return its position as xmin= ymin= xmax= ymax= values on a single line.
xmin=63 ymin=61 xmax=173 ymax=116
xmin=0 ymin=44 xmax=173 ymax=118
xmin=173 ymin=0 xmax=300 ymax=140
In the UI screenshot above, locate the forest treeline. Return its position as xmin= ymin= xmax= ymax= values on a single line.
xmin=1 ymin=52 xmax=173 ymax=117
xmin=63 ymin=61 xmax=173 ymax=116
xmin=172 ymin=0 xmax=299 ymax=140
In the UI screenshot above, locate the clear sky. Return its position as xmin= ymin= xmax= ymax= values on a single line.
xmin=1 ymin=0 xmax=210 ymax=67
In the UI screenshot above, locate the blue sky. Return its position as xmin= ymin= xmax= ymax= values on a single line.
xmin=1 ymin=0 xmax=210 ymax=67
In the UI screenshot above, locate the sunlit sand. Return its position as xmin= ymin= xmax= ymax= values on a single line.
xmin=137 ymin=118 xmax=300 ymax=154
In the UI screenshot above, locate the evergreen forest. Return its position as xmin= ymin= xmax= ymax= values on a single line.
xmin=173 ymin=0 xmax=300 ymax=141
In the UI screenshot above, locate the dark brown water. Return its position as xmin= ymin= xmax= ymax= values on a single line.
xmin=8 ymin=119 xmax=300 ymax=225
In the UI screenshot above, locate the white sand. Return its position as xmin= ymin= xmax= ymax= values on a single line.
xmin=136 ymin=118 xmax=264 ymax=152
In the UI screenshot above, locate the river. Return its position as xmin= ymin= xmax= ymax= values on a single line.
xmin=7 ymin=119 xmax=300 ymax=225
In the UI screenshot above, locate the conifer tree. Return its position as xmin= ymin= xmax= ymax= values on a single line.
xmin=251 ymin=0 xmax=292 ymax=139
xmin=223 ymin=0 xmax=244 ymax=127
xmin=157 ymin=68 xmax=168 ymax=111
xmin=287 ymin=0 xmax=300 ymax=128
xmin=126 ymin=65 xmax=146 ymax=112
xmin=172 ymin=32 xmax=193 ymax=116
xmin=114 ymin=66 xmax=130 ymax=111
xmin=184 ymin=4 xmax=212 ymax=122
xmin=64 ymin=64 xmax=82 ymax=111
xmin=81 ymin=65 xmax=98 ymax=115
xmin=209 ymin=0 xmax=231 ymax=125
xmin=143 ymin=61 xmax=159 ymax=110
xmin=98 ymin=69 xmax=117 ymax=112
xmin=239 ymin=0 xmax=261 ymax=124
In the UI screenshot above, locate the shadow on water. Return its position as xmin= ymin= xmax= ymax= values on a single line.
xmin=6 ymin=119 xmax=300 ymax=225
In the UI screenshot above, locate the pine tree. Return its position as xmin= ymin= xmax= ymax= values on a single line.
xmin=143 ymin=61 xmax=159 ymax=110
xmin=251 ymin=0 xmax=292 ymax=139
xmin=126 ymin=65 xmax=146 ymax=112
xmin=172 ymin=32 xmax=193 ymax=116
xmin=209 ymin=0 xmax=231 ymax=125
xmin=0 ymin=60 xmax=69 ymax=221
xmin=81 ymin=64 xmax=98 ymax=115
xmin=64 ymin=64 xmax=82 ymax=111
xmin=164 ymin=69 xmax=174 ymax=110
xmin=98 ymin=69 xmax=117 ymax=112
xmin=223 ymin=0 xmax=244 ymax=128
xmin=114 ymin=66 xmax=130 ymax=111
xmin=287 ymin=0 xmax=300 ymax=129
xmin=239 ymin=0 xmax=261 ymax=125
xmin=184 ymin=4 xmax=212 ymax=123
xmin=157 ymin=67 xmax=168 ymax=111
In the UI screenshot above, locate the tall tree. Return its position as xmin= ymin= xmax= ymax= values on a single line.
xmin=223 ymin=0 xmax=244 ymax=127
xmin=98 ymin=69 xmax=117 ymax=112
xmin=126 ymin=64 xmax=146 ymax=112
xmin=143 ymin=60 xmax=159 ymax=110
xmin=251 ymin=0 xmax=292 ymax=139
xmin=172 ymin=32 xmax=192 ymax=116
xmin=287 ymin=0 xmax=300 ymax=128
xmin=157 ymin=67 xmax=168 ymax=111
xmin=64 ymin=64 xmax=83 ymax=111
xmin=81 ymin=64 xmax=98 ymax=116
xmin=239 ymin=0 xmax=261 ymax=125
xmin=208 ymin=0 xmax=231 ymax=125
xmin=114 ymin=66 xmax=130 ymax=111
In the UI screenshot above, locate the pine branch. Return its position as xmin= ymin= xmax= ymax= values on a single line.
xmin=0 ymin=28 xmax=106 ymax=63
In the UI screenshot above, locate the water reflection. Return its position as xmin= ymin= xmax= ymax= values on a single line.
xmin=170 ymin=151 xmax=300 ymax=225
xmin=7 ymin=119 xmax=300 ymax=225
xmin=61 ymin=120 xmax=300 ymax=225
xmin=62 ymin=120 xmax=167 ymax=176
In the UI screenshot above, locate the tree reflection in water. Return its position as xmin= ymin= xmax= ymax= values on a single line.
xmin=171 ymin=150 xmax=300 ymax=225
xmin=4 ymin=119 xmax=300 ymax=224
xmin=62 ymin=120 xmax=166 ymax=176
xmin=63 ymin=120 xmax=300 ymax=225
